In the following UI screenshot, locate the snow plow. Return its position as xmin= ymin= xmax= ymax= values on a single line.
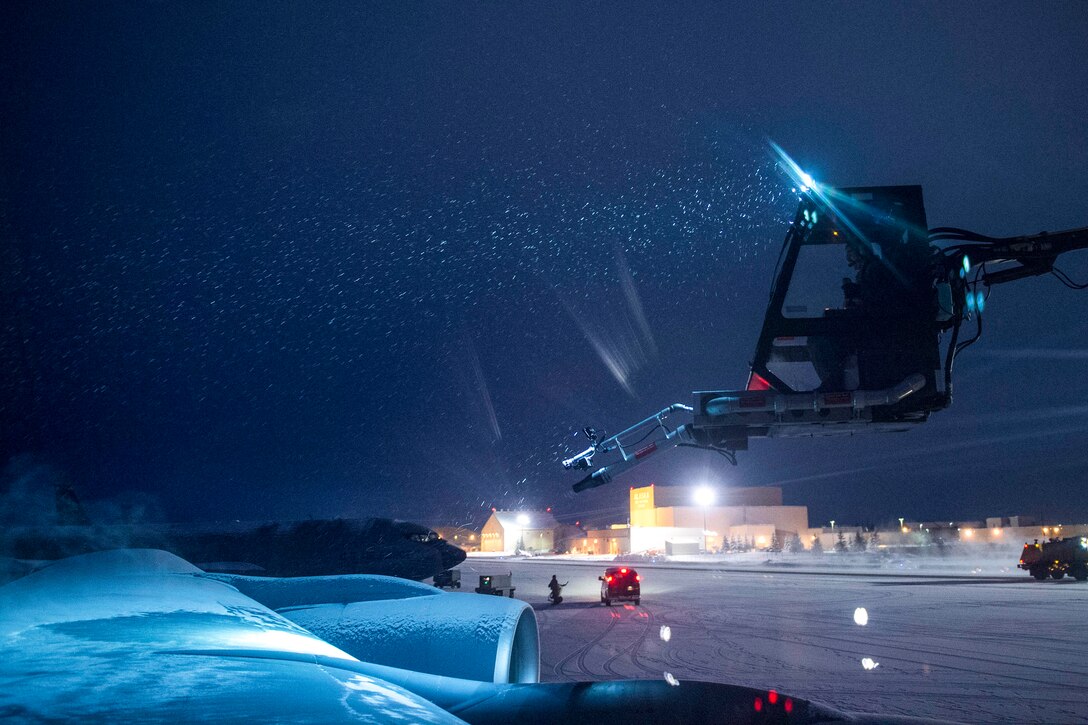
xmin=1018 ymin=537 xmax=1088 ymax=581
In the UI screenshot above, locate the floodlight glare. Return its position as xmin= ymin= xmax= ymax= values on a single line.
xmin=693 ymin=486 xmax=716 ymax=508
xmin=769 ymin=141 xmax=820 ymax=195
xmin=516 ymin=514 xmax=530 ymax=526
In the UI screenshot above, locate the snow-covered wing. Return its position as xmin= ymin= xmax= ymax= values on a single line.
xmin=0 ymin=549 xmax=462 ymax=723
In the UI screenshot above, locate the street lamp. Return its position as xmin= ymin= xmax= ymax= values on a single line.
xmin=694 ymin=486 xmax=716 ymax=553
xmin=513 ymin=514 xmax=530 ymax=554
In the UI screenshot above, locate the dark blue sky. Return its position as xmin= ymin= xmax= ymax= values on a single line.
xmin=3 ymin=2 xmax=1087 ymax=527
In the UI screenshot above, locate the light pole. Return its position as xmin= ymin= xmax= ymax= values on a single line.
xmin=515 ymin=513 xmax=529 ymax=554
xmin=694 ymin=486 xmax=716 ymax=553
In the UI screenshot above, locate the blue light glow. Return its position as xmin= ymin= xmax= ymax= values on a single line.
xmin=769 ymin=141 xmax=819 ymax=195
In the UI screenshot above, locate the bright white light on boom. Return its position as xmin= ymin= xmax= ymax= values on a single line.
xmin=769 ymin=140 xmax=820 ymax=195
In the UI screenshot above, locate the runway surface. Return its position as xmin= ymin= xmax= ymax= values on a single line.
xmin=459 ymin=558 xmax=1088 ymax=723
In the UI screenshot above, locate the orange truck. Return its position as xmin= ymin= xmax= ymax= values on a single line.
xmin=1018 ymin=537 xmax=1088 ymax=581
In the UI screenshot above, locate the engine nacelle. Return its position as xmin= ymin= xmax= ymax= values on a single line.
xmin=210 ymin=572 xmax=539 ymax=684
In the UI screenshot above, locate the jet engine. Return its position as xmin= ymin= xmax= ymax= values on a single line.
xmin=211 ymin=572 xmax=539 ymax=684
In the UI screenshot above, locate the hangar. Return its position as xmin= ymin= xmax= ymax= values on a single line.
xmin=564 ymin=484 xmax=811 ymax=555
xmin=480 ymin=510 xmax=560 ymax=554
xmin=628 ymin=484 xmax=810 ymax=553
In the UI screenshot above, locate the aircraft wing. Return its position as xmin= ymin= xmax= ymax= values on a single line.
xmin=0 ymin=549 xmax=463 ymax=723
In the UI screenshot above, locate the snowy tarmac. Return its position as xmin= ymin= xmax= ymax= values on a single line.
xmin=458 ymin=557 xmax=1088 ymax=724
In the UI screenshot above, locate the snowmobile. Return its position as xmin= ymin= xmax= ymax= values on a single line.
xmin=562 ymin=181 xmax=1088 ymax=492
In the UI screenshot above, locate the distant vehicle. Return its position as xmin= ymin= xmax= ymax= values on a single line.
xmin=432 ymin=568 xmax=461 ymax=588
xmin=600 ymin=566 xmax=640 ymax=606
xmin=880 ymin=555 xmax=919 ymax=571
xmin=1018 ymin=538 xmax=1088 ymax=581
xmin=614 ymin=551 xmax=667 ymax=564
xmin=475 ymin=572 xmax=516 ymax=597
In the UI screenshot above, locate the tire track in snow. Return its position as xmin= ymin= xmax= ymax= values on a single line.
xmin=551 ymin=608 xmax=620 ymax=680
xmin=601 ymin=606 xmax=660 ymax=679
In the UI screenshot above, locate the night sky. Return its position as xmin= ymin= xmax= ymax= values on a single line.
xmin=3 ymin=2 xmax=1087 ymax=528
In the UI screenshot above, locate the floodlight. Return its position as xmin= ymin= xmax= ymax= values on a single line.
xmin=693 ymin=486 xmax=716 ymax=508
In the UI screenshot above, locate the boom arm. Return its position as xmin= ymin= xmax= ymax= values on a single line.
xmin=562 ymin=404 xmax=698 ymax=492
xmin=561 ymin=374 xmax=929 ymax=492
xmin=932 ymin=226 xmax=1088 ymax=286
xmin=560 ymin=183 xmax=1088 ymax=494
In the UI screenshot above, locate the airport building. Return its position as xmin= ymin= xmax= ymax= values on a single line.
xmin=568 ymin=525 xmax=630 ymax=556
xmin=480 ymin=510 xmax=560 ymax=554
xmin=885 ymin=517 xmax=1088 ymax=548
xmin=431 ymin=526 xmax=480 ymax=552
xmin=627 ymin=484 xmax=809 ymax=554
xmin=561 ymin=484 xmax=811 ymax=554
